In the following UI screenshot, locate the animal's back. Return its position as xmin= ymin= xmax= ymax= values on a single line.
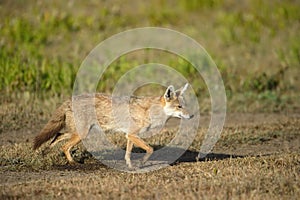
xmin=69 ymin=94 xmax=157 ymax=134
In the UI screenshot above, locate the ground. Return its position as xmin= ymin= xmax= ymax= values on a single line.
xmin=1 ymin=113 xmax=299 ymax=199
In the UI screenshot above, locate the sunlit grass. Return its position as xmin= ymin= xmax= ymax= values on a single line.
xmin=0 ymin=0 xmax=299 ymax=113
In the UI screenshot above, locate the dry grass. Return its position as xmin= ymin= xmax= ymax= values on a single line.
xmin=0 ymin=113 xmax=299 ymax=199
xmin=1 ymin=152 xmax=299 ymax=199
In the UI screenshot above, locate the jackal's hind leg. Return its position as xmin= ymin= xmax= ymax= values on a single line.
xmin=61 ymin=133 xmax=81 ymax=164
xmin=49 ymin=132 xmax=71 ymax=148
xmin=40 ymin=133 xmax=70 ymax=155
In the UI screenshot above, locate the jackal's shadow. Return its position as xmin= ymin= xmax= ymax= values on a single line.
xmin=86 ymin=145 xmax=244 ymax=165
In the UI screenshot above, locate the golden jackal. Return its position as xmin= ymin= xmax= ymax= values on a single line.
xmin=33 ymin=84 xmax=193 ymax=168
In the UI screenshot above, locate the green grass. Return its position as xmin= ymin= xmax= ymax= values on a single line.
xmin=0 ymin=0 xmax=299 ymax=113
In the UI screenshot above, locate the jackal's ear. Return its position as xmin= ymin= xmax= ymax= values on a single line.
xmin=176 ymin=83 xmax=189 ymax=97
xmin=164 ymin=85 xmax=176 ymax=101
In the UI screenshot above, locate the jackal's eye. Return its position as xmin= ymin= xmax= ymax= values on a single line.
xmin=177 ymin=105 xmax=182 ymax=109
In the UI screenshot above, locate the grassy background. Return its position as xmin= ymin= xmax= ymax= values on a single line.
xmin=0 ymin=0 xmax=299 ymax=115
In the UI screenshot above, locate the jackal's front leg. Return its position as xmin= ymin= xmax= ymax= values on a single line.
xmin=125 ymin=140 xmax=133 ymax=169
xmin=126 ymin=134 xmax=153 ymax=167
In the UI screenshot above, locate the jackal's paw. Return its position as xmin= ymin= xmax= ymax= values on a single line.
xmin=68 ymin=160 xmax=81 ymax=166
xmin=141 ymin=153 xmax=152 ymax=165
xmin=138 ymin=160 xmax=146 ymax=168
xmin=126 ymin=161 xmax=133 ymax=169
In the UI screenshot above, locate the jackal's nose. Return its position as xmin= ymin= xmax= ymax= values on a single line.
xmin=181 ymin=114 xmax=194 ymax=119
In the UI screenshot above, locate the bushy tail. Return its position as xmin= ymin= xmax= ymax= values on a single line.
xmin=33 ymin=102 xmax=67 ymax=150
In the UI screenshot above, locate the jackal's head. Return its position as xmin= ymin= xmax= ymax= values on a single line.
xmin=162 ymin=83 xmax=193 ymax=119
